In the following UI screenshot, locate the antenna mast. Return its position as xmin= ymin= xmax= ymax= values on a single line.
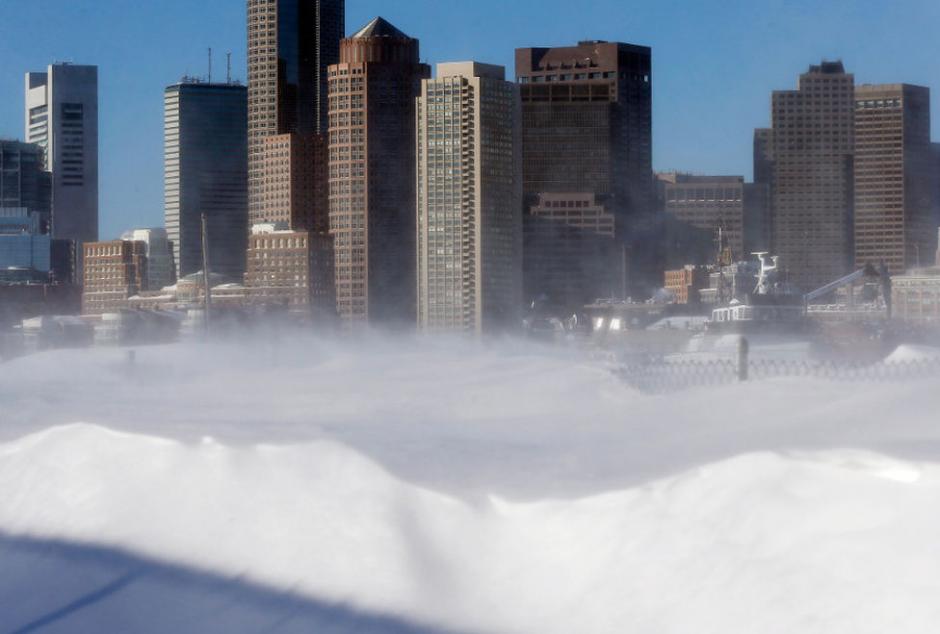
xmin=201 ymin=213 xmax=212 ymax=336
xmin=226 ymin=52 xmax=232 ymax=84
xmin=208 ymin=48 xmax=212 ymax=83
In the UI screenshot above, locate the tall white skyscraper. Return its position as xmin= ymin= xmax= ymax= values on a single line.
xmin=25 ymin=63 xmax=99 ymax=248
xmin=416 ymin=62 xmax=523 ymax=334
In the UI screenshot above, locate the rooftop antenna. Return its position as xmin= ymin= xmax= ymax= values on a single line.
xmin=226 ymin=52 xmax=232 ymax=84
xmin=201 ymin=213 xmax=212 ymax=337
xmin=208 ymin=48 xmax=212 ymax=83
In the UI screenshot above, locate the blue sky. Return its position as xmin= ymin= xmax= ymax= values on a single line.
xmin=1 ymin=0 xmax=939 ymax=239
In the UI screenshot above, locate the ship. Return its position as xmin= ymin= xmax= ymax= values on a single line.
xmin=706 ymin=253 xmax=808 ymax=333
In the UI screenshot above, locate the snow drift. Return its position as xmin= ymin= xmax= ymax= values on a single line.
xmin=2 ymin=336 xmax=940 ymax=633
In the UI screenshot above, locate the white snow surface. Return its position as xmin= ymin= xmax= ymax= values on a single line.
xmin=3 ymin=335 xmax=940 ymax=633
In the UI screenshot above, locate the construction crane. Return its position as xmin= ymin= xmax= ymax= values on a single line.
xmin=803 ymin=263 xmax=892 ymax=318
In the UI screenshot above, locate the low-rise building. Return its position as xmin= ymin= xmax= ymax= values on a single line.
xmin=121 ymin=228 xmax=175 ymax=290
xmin=244 ymin=223 xmax=335 ymax=319
xmin=892 ymin=269 xmax=940 ymax=324
xmin=664 ymin=266 xmax=708 ymax=304
xmin=891 ymin=229 xmax=940 ymax=324
xmin=82 ymin=239 xmax=148 ymax=314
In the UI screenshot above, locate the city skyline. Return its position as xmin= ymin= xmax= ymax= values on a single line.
xmin=2 ymin=0 xmax=940 ymax=240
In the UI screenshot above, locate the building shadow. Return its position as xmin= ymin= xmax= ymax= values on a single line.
xmin=0 ymin=532 xmax=477 ymax=634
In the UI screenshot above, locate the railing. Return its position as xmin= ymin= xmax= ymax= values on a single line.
xmin=617 ymin=352 xmax=940 ymax=394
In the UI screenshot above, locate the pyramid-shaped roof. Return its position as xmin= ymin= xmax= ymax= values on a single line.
xmin=350 ymin=16 xmax=409 ymax=40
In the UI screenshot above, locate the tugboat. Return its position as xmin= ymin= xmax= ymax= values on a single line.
xmin=707 ymin=253 xmax=807 ymax=333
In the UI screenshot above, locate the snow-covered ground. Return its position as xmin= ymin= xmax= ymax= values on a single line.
xmin=2 ymin=335 xmax=940 ymax=633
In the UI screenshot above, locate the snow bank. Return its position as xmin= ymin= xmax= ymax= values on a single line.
xmin=885 ymin=344 xmax=940 ymax=363
xmin=2 ymin=337 xmax=940 ymax=632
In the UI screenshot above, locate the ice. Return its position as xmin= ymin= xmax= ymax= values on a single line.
xmin=2 ymin=336 xmax=940 ymax=632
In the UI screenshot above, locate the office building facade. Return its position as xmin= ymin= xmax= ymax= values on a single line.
xmin=854 ymin=84 xmax=934 ymax=273
xmin=0 ymin=140 xmax=51 ymax=228
xmin=164 ymin=80 xmax=248 ymax=280
xmin=258 ymin=132 xmax=328 ymax=232
xmin=25 ymin=63 xmax=98 ymax=246
xmin=523 ymin=192 xmax=621 ymax=309
xmin=416 ymin=62 xmax=522 ymax=334
xmin=659 ymin=174 xmax=747 ymax=262
xmin=247 ymin=0 xmax=344 ymax=224
xmin=515 ymin=41 xmax=652 ymax=298
xmin=81 ymin=239 xmax=148 ymax=314
xmin=328 ymin=17 xmax=430 ymax=325
xmin=0 ymin=208 xmax=51 ymax=280
xmin=770 ymin=61 xmax=855 ymax=291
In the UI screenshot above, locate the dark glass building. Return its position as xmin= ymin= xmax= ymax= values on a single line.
xmin=164 ymin=80 xmax=248 ymax=279
xmin=247 ymin=0 xmax=344 ymax=225
xmin=0 ymin=140 xmax=51 ymax=228
xmin=515 ymin=41 xmax=653 ymax=305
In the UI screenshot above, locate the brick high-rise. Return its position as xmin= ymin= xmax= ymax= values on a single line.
xmin=515 ymin=41 xmax=652 ymax=302
xmin=854 ymin=84 xmax=934 ymax=273
xmin=327 ymin=17 xmax=429 ymax=326
xmin=770 ymin=61 xmax=855 ymax=291
xmin=247 ymin=0 xmax=344 ymax=225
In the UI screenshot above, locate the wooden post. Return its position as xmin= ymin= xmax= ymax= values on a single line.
xmin=738 ymin=336 xmax=749 ymax=382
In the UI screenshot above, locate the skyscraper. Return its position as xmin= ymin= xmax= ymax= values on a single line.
xmin=164 ymin=80 xmax=248 ymax=279
xmin=328 ymin=17 xmax=430 ymax=325
xmin=770 ymin=61 xmax=855 ymax=291
xmin=515 ymin=41 xmax=653 ymax=301
xmin=247 ymin=0 xmax=344 ymax=225
xmin=24 ymin=63 xmax=98 ymax=246
xmin=854 ymin=84 xmax=934 ymax=273
xmin=416 ymin=62 xmax=522 ymax=334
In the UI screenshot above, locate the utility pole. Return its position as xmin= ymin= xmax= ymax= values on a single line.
xmin=201 ymin=213 xmax=212 ymax=336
